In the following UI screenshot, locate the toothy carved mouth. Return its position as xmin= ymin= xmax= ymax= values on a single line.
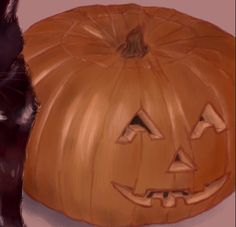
xmin=112 ymin=175 xmax=228 ymax=208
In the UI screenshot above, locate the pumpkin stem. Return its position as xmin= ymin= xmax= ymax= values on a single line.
xmin=118 ymin=25 xmax=149 ymax=58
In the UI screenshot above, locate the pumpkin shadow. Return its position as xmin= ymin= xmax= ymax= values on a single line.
xmin=22 ymin=192 xmax=90 ymax=227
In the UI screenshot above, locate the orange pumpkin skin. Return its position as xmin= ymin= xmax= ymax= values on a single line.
xmin=23 ymin=4 xmax=235 ymax=226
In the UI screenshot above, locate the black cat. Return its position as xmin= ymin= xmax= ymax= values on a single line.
xmin=0 ymin=0 xmax=38 ymax=226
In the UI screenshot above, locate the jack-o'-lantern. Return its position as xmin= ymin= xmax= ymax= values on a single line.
xmin=23 ymin=4 xmax=235 ymax=226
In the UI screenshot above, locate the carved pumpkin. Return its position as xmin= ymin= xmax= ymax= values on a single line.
xmin=23 ymin=4 xmax=235 ymax=226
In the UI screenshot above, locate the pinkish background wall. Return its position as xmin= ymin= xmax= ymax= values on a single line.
xmin=17 ymin=1 xmax=235 ymax=227
xmin=18 ymin=0 xmax=235 ymax=34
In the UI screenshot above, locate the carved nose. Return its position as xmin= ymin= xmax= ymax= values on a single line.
xmin=167 ymin=147 xmax=196 ymax=173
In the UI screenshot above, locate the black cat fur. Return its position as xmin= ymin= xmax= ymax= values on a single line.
xmin=0 ymin=0 xmax=37 ymax=226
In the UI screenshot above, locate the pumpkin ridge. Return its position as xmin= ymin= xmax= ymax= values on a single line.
xmin=58 ymin=79 xmax=103 ymax=217
xmin=149 ymin=54 xmax=197 ymax=195
xmin=33 ymin=58 xmax=71 ymax=86
xmin=130 ymin=131 xmax=143 ymax=226
xmin=148 ymin=55 xmax=180 ymax=148
xmin=157 ymin=36 xmax=225 ymax=49
xmin=48 ymin=61 xmax=118 ymax=217
xmin=183 ymin=57 xmax=229 ymax=107
xmin=151 ymin=25 xmax=185 ymax=44
xmin=136 ymin=61 xmax=145 ymax=110
xmin=147 ymin=55 xmax=200 ymax=199
xmin=54 ymin=67 xmax=101 ymax=212
xmin=95 ymin=5 xmax=121 ymax=44
xmin=161 ymin=48 xmax=234 ymax=79
xmin=62 ymin=60 xmax=123 ymax=135
xmin=146 ymin=58 xmax=175 ymax=144
xmin=132 ymin=134 xmax=144 ymax=225
xmin=31 ymin=69 xmax=80 ymax=198
xmin=25 ymin=42 xmax=60 ymax=61
xmin=89 ymin=61 xmax=131 ymax=223
xmin=189 ymin=53 xmax=233 ymax=82
xmin=186 ymin=58 xmax=232 ymax=171
xmin=154 ymin=56 xmax=192 ymax=134
xmin=166 ymin=18 xmax=198 ymax=36
xmin=86 ymin=13 xmax=115 ymax=46
xmin=149 ymin=12 xmax=197 ymax=36
xmin=143 ymin=8 xmax=179 ymax=36
xmin=103 ymin=5 xmax=119 ymax=42
xmin=129 ymin=61 xmax=144 ymax=195
xmin=58 ymin=61 xmax=123 ymax=213
xmin=62 ymin=20 xmax=78 ymax=38
xmin=114 ymin=63 xmax=157 ymax=225
xmin=158 ymin=55 xmax=231 ymax=189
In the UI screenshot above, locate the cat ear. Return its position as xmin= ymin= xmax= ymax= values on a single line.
xmin=0 ymin=0 xmax=19 ymax=23
xmin=0 ymin=0 xmax=22 ymax=72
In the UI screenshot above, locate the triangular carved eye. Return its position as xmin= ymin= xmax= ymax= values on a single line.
xmin=191 ymin=104 xmax=226 ymax=139
xmin=117 ymin=109 xmax=163 ymax=144
xmin=175 ymin=154 xmax=181 ymax=162
xmin=168 ymin=148 xmax=196 ymax=173
xmin=129 ymin=115 xmax=152 ymax=133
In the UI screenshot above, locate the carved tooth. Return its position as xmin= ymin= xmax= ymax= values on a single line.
xmin=147 ymin=191 xmax=155 ymax=198
xmin=163 ymin=192 xmax=169 ymax=198
xmin=182 ymin=191 xmax=189 ymax=196
xmin=152 ymin=192 xmax=163 ymax=199
xmin=112 ymin=182 xmax=152 ymax=207
xmin=172 ymin=192 xmax=184 ymax=198
xmin=162 ymin=192 xmax=176 ymax=208
xmin=185 ymin=175 xmax=227 ymax=204
xmin=112 ymin=175 xmax=227 ymax=208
